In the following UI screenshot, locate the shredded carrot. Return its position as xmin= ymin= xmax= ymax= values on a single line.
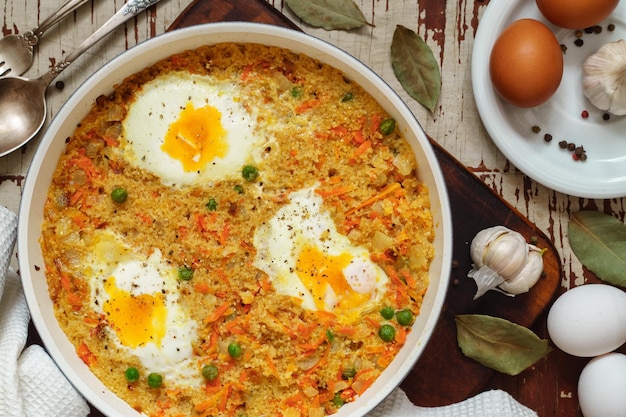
xmin=396 ymin=325 xmax=407 ymax=345
xmin=352 ymin=140 xmax=372 ymax=158
xmin=364 ymin=316 xmax=381 ymax=329
xmin=193 ymin=282 xmax=211 ymax=294
xmin=69 ymin=189 xmax=85 ymax=206
xmin=345 ymin=182 xmax=402 ymax=216
xmin=77 ymin=343 xmax=97 ymax=366
xmin=205 ymin=301 xmax=232 ymax=323
xmin=295 ymin=99 xmax=320 ymax=114
xmin=314 ymin=185 xmax=353 ymax=198
xmin=266 ymin=354 xmax=280 ymax=378
xmin=218 ymin=222 xmax=231 ymax=246
xmin=351 ymin=128 xmax=365 ymax=145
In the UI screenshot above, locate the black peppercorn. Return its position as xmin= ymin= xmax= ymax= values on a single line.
xmin=531 ymin=125 xmax=541 ymax=133
xmin=603 ymin=113 xmax=611 ymax=121
xmin=574 ymin=38 xmax=584 ymax=47
xmin=544 ymin=133 xmax=553 ymax=142
xmin=567 ymin=142 xmax=576 ymax=151
xmin=558 ymin=140 xmax=567 ymax=149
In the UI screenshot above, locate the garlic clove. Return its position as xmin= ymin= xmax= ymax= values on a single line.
xmin=582 ymin=39 xmax=626 ymax=116
xmin=468 ymin=226 xmax=542 ymax=299
xmin=469 ymin=225 xmax=515 ymax=268
xmin=497 ymin=245 xmax=544 ymax=295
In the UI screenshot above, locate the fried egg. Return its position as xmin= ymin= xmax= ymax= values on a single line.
xmin=253 ymin=186 xmax=389 ymax=323
xmin=121 ymin=72 xmax=267 ymax=187
xmin=88 ymin=231 xmax=201 ymax=387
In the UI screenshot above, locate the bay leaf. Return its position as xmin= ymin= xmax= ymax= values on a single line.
xmin=568 ymin=210 xmax=626 ymax=288
xmin=391 ymin=25 xmax=441 ymax=113
xmin=455 ymin=314 xmax=551 ymax=376
xmin=285 ymin=0 xmax=369 ymax=31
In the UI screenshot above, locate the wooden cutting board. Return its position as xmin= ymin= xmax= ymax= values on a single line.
xmin=167 ymin=0 xmax=563 ymax=408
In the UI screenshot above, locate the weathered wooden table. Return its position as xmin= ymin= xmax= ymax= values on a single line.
xmin=2 ymin=0 xmax=624 ymax=416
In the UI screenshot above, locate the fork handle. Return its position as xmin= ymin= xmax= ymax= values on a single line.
xmin=27 ymin=0 xmax=90 ymax=44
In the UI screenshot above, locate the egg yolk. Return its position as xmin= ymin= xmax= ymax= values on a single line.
xmin=161 ymin=102 xmax=227 ymax=172
xmin=103 ymin=277 xmax=167 ymax=349
xmin=296 ymin=245 xmax=370 ymax=320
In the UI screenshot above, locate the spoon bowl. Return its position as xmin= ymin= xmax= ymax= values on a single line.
xmin=0 ymin=0 xmax=160 ymax=158
xmin=0 ymin=77 xmax=47 ymax=155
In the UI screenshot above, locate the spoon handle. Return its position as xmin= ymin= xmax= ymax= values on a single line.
xmin=24 ymin=0 xmax=90 ymax=47
xmin=40 ymin=0 xmax=161 ymax=85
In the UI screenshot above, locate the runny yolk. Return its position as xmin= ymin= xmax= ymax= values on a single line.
xmin=103 ymin=276 xmax=167 ymax=348
xmin=296 ymin=245 xmax=370 ymax=319
xmin=161 ymin=101 xmax=227 ymax=172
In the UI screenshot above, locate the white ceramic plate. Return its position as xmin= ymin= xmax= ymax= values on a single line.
xmin=18 ymin=23 xmax=452 ymax=417
xmin=472 ymin=0 xmax=626 ymax=198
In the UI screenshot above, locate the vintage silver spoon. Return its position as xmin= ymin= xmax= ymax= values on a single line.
xmin=0 ymin=0 xmax=90 ymax=77
xmin=0 ymin=0 xmax=160 ymax=157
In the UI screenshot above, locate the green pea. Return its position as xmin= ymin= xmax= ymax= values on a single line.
xmin=178 ymin=266 xmax=194 ymax=281
xmin=201 ymin=364 xmax=219 ymax=381
xmin=111 ymin=186 xmax=128 ymax=203
xmin=378 ymin=324 xmax=396 ymax=342
xmin=396 ymin=309 xmax=414 ymax=326
xmin=291 ymin=86 xmax=303 ymax=98
xmin=379 ymin=118 xmax=396 ymax=135
xmin=147 ymin=372 xmax=163 ymax=388
xmin=206 ymin=198 xmax=218 ymax=211
xmin=228 ymin=342 xmax=243 ymax=359
xmin=124 ymin=367 xmax=139 ymax=382
xmin=341 ymin=92 xmax=354 ymax=102
xmin=326 ymin=329 xmax=335 ymax=343
xmin=380 ymin=306 xmax=395 ymax=320
xmin=233 ymin=184 xmax=245 ymax=194
xmin=341 ymin=367 xmax=356 ymax=380
xmin=242 ymin=165 xmax=259 ymax=182
xmin=331 ymin=392 xmax=345 ymax=407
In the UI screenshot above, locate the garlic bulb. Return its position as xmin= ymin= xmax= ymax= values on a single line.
xmin=468 ymin=226 xmax=544 ymax=299
xmin=582 ymin=39 xmax=626 ymax=116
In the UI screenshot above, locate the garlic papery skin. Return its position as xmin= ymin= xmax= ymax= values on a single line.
xmin=582 ymin=39 xmax=626 ymax=116
xmin=468 ymin=226 xmax=543 ymax=299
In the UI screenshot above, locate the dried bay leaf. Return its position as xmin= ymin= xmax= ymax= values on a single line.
xmin=391 ymin=25 xmax=441 ymax=113
xmin=284 ymin=0 xmax=369 ymax=31
xmin=455 ymin=314 xmax=551 ymax=376
xmin=568 ymin=210 xmax=626 ymax=288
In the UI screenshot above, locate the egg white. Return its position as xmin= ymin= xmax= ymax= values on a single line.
xmin=88 ymin=231 xmax=201 ymax=387
xmin=253 ymin=186 xmax=389 ymax=322
xmin=121 ymin=72 xmax=268 ymax=188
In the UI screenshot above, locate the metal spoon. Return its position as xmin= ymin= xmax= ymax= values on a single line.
xmin=0 ymin=0 xmax=90 ymax=77
xmin=0 ymin=0 xmax=161 ymax=157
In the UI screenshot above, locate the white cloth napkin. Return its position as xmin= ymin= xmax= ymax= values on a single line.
xmin=369 ymin=388 xmax=538 ymax=417
xmin=0 ymin=206 xmax=89 ymax=417
xmin=0 ymin=205 xmax=536 ymax=417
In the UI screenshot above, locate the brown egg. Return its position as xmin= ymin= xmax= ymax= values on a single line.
xmin=489 ymin=19 xmax=563 ymax=108
xmin=536 ymin=0 xmax=619 ymax=29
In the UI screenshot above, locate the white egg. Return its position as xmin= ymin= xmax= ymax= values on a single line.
xmin=578 ymin=353 xmax=626 ymax=417
xmin=88 ymin=231 xmax=201 ymax=387
xmin=253 ymin=186 xmax=389 ymax=323
xmin=121 ymin=72 xmax=268 ymax=187
xmin=547 ymin=284 xmax=626 ymax=357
